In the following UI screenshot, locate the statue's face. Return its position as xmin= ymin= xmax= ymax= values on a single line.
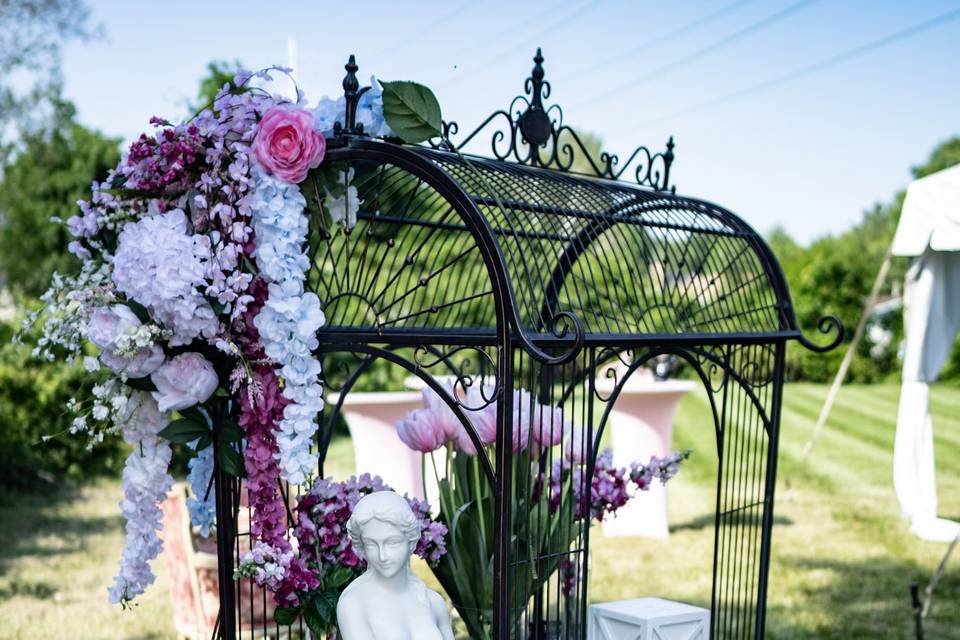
xmin=359 ymin=519 xmax=410 ymax=579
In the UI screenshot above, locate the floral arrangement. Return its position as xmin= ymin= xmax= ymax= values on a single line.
xmin=396 ymin=385 xmax=690 ymax=639
xmin=235 ymin=473 xmax=447 ymax=635
xmin=23 ymin=65 xmax=445 ymax=608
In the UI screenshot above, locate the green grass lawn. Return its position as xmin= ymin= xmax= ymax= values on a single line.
xmin=1 ymin=383 xmax=957 ymax=639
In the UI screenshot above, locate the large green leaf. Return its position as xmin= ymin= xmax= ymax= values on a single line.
xmin=158 ymin=418 xmax=208 ymax=444
xmin=274 ymin=605 xmax=299 ymax=626
xmin=380 ymin=80 xmax=442 ymax=144
xmin=217 ymin=444 xmax=245 ymax=478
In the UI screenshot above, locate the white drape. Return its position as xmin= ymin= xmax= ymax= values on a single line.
xmin=893 ymin=250 xmax=960 ymax=541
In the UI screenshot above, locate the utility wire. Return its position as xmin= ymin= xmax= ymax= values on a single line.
xmin=571 ymin=0 xmax=821 ymax=109
xmin=556 ymin=0 xmax=760 ymax=82
xmin=635 ymin=6 xmax=960 ymax=126
xmin=435 ymin=0 xmax=606 ymax=90
xmin=370 ymin=0 xmax=480 ymax=60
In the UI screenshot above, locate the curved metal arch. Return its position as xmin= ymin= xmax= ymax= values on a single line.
xmin=318 ymin=342 xmax=498 ymax=490
xmin=324 ymin=138 xmax=512 ymax=338
xmin=679 ymin=194 xmax=845 ymax=352
xmin=536 ymin=191 xmax=792 ymax=336
xmin=593 ymin=347 xmax=724 ymax=462
xmin=326 ymin=138 xmax=586 ymax=366
xmin=585 ymin=344 xmax=775 ymax=474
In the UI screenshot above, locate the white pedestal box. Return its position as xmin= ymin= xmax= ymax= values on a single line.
xmin=587 ymin=598 xmax=709 ymax=640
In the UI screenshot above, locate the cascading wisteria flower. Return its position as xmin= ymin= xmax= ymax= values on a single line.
xmin=108 ymin=392 xmax=175 ymax=605
xmin=185 ymin=442 xmax=216 ymax=538
xmin=249 ymin=166 xmax=325 ymax=485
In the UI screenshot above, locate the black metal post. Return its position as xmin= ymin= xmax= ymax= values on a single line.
xmin=493 ymin=343 xmax=514 ymax=640
xmin=212 ymin=404 xmax=237 ymax=640
xmin=754 ymin=342 xmax=786 ymax=638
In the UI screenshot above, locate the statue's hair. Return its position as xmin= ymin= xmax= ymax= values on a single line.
xmin=347 ymin=491 xmax=421 ymax=561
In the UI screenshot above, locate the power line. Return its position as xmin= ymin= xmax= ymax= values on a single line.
xmin=435 ymin=0 xmax=606 ymax=91
xmin=635 ymin=6 xmax=960 ymax=127
xmin=571 ymin=0 xmax=820 ymax=110
xmin=370 ymin=0 xmax=480 ymax=60
xmin=556 ymin=0 xmax=760 ymax=83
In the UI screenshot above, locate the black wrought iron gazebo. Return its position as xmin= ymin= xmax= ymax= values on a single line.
xmin=217 ymin=50 xmax=842 ymax=640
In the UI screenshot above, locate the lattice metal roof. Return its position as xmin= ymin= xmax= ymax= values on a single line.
xmin=308 ymin=50 xmax=842 ymax=356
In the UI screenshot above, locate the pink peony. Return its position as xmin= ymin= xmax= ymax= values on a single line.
xmin=101 ymin=345 xmax=165 ymax=379
xmin=150 ymin=352 xmax=219 ymax=412
xmin=251 ymin=107 xmax=326 ymax=183
xmin=396 ymin=407 xmax=448 ymax=453
xmin=87 ymin=305 xmax=140 ymax=351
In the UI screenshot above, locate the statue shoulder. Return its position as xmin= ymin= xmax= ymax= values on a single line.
xmin=426 ymin=588 xmax=447 ymax=615
xmin=338 ymin=574 xmax=370 ymax=608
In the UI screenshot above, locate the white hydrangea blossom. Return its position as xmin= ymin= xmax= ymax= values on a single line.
xmin=111 ymin=209 xmax=219 ymax=346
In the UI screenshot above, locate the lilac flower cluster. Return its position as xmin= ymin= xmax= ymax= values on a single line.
xmin=629 ymin=450 xmax=691 ymax=490
xmin=122 ymin=122 xmax=205 ymax=194
xmin=293 ymin=474 xmax=447 ymax=573
xmin=542 ymin=448 xmax=692 ymax=523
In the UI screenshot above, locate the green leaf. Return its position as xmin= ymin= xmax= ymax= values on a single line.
xmin=123 ymin=376 xmax=157 ymax=393
xmin=314 ymin=590 xmax=339 ymax=622
xmin=303 ymin=593 xmax=336 ymax=635
xmin=326 ymin=565 xmax=354 ymax=588
xmin=179 ymin=406 xmax=207 ymax=425
xmin=195 ymin=432 xmax=214 ymax=451
xmin=218 ymin=417 xmax=244 ymax=444
xmin=380 ymin=80 xmax=442 ymax=144
xmin=124 ymin=300 xmax=152 ymax=325
xmin=274 ymin=605 xmax=299 ymax=626
xmin=217 ymin=444 xmax=245 ymax=478
xmin=158 ymin=418 xmax=209 ymax=444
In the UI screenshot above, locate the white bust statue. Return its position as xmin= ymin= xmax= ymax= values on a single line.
xmin=336 ymin=491 xmax=454 ymax=640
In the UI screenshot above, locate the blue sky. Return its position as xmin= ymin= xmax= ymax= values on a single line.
xmin=60 ymin=0 xmax=960 ymax=244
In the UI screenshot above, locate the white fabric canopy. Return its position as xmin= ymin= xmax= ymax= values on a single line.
xmin=892 ymin=164 xmax=960 ymax=256
xmin=892 ymin=165 xmax=960 ymax=542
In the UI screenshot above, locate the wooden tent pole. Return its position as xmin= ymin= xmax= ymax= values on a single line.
xmin=801 ymin=247 xmax=894 ymax=461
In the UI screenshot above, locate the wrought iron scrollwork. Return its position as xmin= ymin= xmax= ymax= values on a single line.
xmin=797 ymin=315 xmax=845 ymax=353
xmin=432 ymin=48 xmax=677 ymax=192
xmin=412 ymin=345 xmax=500 ymax=411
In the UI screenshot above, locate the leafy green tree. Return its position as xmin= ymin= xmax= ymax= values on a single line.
xmin=188 ymin=59 xmax=246 ymax=114
xmin=0 ymin=0 xmax=97 ymax=154
xmin=0 ymin=97 xmax=120 ymax=298
xmin=774 ymin=136 xmax=960 ymax=382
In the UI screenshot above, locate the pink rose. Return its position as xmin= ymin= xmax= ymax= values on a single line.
xmin=150 ymin=352 xmax=219 ymax=412
xmin=251 ymin=107 xmax=326 ymax=183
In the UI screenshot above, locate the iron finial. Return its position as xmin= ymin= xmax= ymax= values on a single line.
xmin=519 ymin=47 xmax=552 ymax=150
xmin=340 ymin=54 xmax=361 ymax=134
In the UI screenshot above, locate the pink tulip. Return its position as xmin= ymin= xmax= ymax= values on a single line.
xmin=396 ymin=408 xmax=448 ymax=453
